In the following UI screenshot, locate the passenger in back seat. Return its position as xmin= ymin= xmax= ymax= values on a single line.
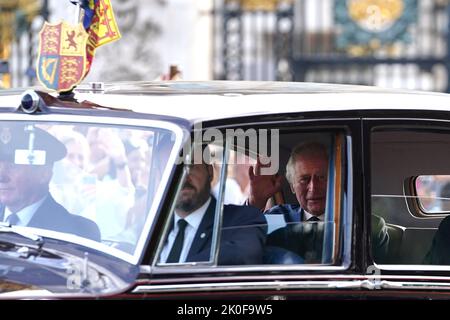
xmin=372 ymin=214 xmax=390 ymax=263
xmin=424 ymin=183 xmax=450 ymax=265
xmin=248 ymin=142 xmax=390 ymax=263
xmin=424 ymin=216 xmax=450 ymax=265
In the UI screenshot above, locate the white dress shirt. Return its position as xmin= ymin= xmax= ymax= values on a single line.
xmin=160 ymin=197 xmax=211 ymax=263
xmin=4 ymin=195 xmax=47 ymax=227
xmin=303 ymin=210 xmax=324 ymax=222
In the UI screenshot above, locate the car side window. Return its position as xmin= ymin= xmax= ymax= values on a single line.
xmin=0 ymin=120 xmax=178 ymax=259
xmin=370 ymin=128 xmax=450 ymax=265
xmin=155 ymin=128 xmax=349 ymax=267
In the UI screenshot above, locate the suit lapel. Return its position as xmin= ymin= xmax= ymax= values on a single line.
xmin=27 ymin=195 xmax=55 ymax=228
xmin=187 ymin=198 xmax=216 ymax=259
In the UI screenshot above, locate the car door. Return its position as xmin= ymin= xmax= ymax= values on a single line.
xmin=134 ymin=115 xmax=369 ymax=299
xmin=363 ymin=113 xmax=450 ymax=299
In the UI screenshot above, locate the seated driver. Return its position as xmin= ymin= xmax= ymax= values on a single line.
xmin=0 ymin=123 xmax=100 ymax=242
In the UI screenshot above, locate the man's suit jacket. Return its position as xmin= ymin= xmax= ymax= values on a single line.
xmin=264 ymin=204 xmax=323 ymax=263
xmin=265 ymin=205 xmax=390 ymax=263
xmin=424 ymin=215 xmax=450 ymax=265
xmin=183 ymin=197 xmax=267 ymax=265
xmin=1 ymin=195 xmax=101 ymax=242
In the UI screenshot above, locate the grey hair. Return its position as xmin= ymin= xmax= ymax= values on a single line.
xmin=285 ymin=142 xmax=328 ymax=185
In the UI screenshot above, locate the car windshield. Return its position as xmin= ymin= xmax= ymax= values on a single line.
xmin=0 ymin=120 xmax=178 ymax=261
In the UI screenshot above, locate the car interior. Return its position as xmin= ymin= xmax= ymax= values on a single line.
xmin=164 ymin=125 xmax=450 ymax=267
xmin=224 ymin=128 xmax=343 ymax=265
xmin=371 ymin=129 xmax=450 ymax=265
xmin=227 ymin=126 xmax=450 ymax=266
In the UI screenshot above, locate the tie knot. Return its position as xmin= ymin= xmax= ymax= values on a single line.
xmin=177 ymin=219 xmax=188 ymax=230
xmin=308 ymin=216 xmax=320 ymax=222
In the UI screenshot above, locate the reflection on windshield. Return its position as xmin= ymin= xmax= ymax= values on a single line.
xmin=0 ymin=121 xmax=175 ymax=256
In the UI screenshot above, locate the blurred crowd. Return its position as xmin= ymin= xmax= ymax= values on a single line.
xmin=46 ymin=124 xmax=168 ymax=247
xmin=41 ymin=122 xmax=257 ymax=250
xmin=416 ymin=175 xmax=450 ymax=212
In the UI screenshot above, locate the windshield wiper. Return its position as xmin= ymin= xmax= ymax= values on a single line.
xmin=0 ymin=222 xmax=45 ymax=256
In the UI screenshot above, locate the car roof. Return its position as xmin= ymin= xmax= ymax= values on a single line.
xmin=2 ymin=81 xmax=450 ymax=123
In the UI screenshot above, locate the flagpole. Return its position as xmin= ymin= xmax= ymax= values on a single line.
xmin=70 ymin=0 xmax=83 ymax=24
xmin=56 ymin=0 xmax=83 ymax=100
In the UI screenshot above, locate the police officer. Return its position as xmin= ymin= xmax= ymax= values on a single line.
xmin=0 ymin=123 xmax=100 ymax=241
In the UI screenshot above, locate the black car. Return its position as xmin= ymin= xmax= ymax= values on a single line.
xmin=0 ymin=81 xmax=450 ymax=300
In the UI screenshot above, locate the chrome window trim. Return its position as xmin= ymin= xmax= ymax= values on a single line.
xmin=379 ymin=281 xmax=450 ymax=290
xmin=150 ymin=262 xmax=349 ymax=275
xmin=210 ymin=139 xmax=230 ymax=264
xmin=369 ymin=120 xmax=450 ymax=272
xmin=342 ymin=135 xmax=353 ymax=266
xmin=208 ymin=117 xmax=362 ymax=130
xmin=132 ymin=280 xmax=450 ymax=294
xmin=377 ymin=264 xmax=450 ymax=271
xmin=132 ymin=280 xmax=365 ymax=294
xmin=323 ymin=136 xmax=336 ymax=263
xmin=0 ymin=113 xmax=186 ymax=265
xmin=133 ymin=274 xmax=450 ymax=293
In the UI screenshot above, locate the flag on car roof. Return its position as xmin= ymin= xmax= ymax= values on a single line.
xmin=79 ymin=0 xmax=121 ymax=77
xmin=36 ymin=21 xmax=88 ymax=92
xmin=80 ymin=0 xmax=98 ymax=30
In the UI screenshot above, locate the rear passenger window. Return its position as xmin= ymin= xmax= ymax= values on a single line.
xmin=154 ymin=127 xmax=351 ymax=268
xmin=415 ymin=175 xmax=450 ymax=213
xmin=371 ymin=128 xmax=450 ymax=265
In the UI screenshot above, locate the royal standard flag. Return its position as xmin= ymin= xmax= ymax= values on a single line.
xmin=82 ymin=0 xmax=121 ymax=77
xmin=80 ymin=0 xmax=99 ymax=30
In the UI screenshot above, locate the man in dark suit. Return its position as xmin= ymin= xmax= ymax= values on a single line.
xmin=424 ymin=215 xmax=450 ymax=265
xmin=159 ymin=147 xmax=266 ymax=265
xmin=0 ymin=124 xmax=100 ymax=242
xmin=249 ymin=142 xmax=389 ymax=263
xmin=424 ymin=182 xmax=450 ymax=265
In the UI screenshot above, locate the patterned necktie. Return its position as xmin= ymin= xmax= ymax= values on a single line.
xmin=308 ymin=216 xmax=320 ymax=222
xmin=166 ymin=219 xmax=188 ymax=263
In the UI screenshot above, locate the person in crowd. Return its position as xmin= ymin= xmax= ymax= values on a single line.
xmin=50 ymin=129 xmax=93 ymax=215
xmin=82 ymin=127 xmax=135 ymax=240
xmin=123 ymin=139 xmax=150 ymax=196
xmin=210 ymin=154 xmax=246 ymax=205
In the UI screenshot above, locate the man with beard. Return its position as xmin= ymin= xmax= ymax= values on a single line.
xmin=159 ymin=145 xmax=266 ymax=265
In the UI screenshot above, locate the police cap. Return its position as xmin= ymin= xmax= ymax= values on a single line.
xmin=0 ymin=123 xmax=67 ymax=165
